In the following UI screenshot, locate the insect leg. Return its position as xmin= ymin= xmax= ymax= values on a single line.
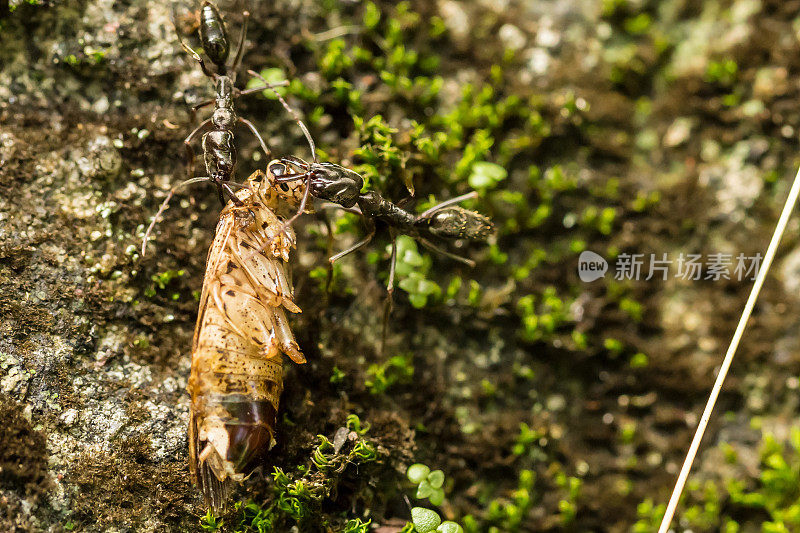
xmin=319 ymin=202 xmax=363 ymax=216
xmin=172 ymin=6 xmax=216 ymax=79
xmin=142 ymin=177 xmax=214 ymax=256
xmin=270 ymin=306 xmax=306 ymax=364
xmin=416 ymin=191 xmax=478 ymax=220
xmin=418 ymin=236 xmax=476 ymax=267
xmin=328 ymin=218 xmax=376 ymax=263
xmin=275 ymin=173 xmax=312 ymax=239
xmin=380 ymin=232 xmax=398 ymax=355
xmin=229 ymin=9 xmax=249 ymax=81
xmin=237 ymin=117 xmax=271 ymax=162
xmin=234 ymin=80 xmax=289 ymax=98
xmin=190 ymin=80 xmax=291 ymax=113
xmin=247 ymin=69 xmax=317 ymax=163
xmin=321 ymin=214 xmax=335 ymax=293
xmin=184 ymin=118 xmax=212 ymax=180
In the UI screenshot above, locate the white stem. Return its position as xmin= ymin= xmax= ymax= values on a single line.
xmin=658 ymin=165 xmax=800 ymax=532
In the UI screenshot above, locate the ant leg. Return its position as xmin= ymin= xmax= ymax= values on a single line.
xmin=418 ymin=237 xmax=476 ymax=267
xmin=238 ymin=117 xmax=271 ymax=161
xmin=141 ymin=177 xmax=213 ymax=256
xmin=220 ymin=182 xmax=244 ymax=207
xmin=234 ymin=80 xmax=289 ymax=98
xmin=247 ymin=69 xmax=317 ymax=163
xmin=184 ymin=118 xmax=211 ymax=179
xmin=416 ymin=191 xmax=479 ymax=220
xmin=319 ymin=202 xmax=362 ymax=216
xmin=172 ymin=7 xmax=215 ymax=79
xmin=229 ymin=10 xmax=249 ymax=82
xmin=283 ymin=174 xmax=312 ymax=227
xmin=380 ymin=232 xmax=398 ymax=355
xmin=321 ymin=214 xmax=336 ymax=294
xmin=273 ymin=172 xmax=310 ymax=184
xmin=191 ymin=99 xmax=216 ymax=113
xmin=188 ymin=80 xmax=291 ymax=122
xmin=328 ymin=218 xmax=376 ymax=263
xmin=280 ymin=155 xmax=309 ymax=169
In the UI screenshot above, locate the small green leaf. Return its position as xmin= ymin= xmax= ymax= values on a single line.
xmin=417 ymin=480 xmax=434 ymax=499
xmin=428 ymin=488 xmax=445 ymax=506
xmin=363 ymin=1 xmax=381 ymax=29
xmin=407 ymin=464 xmax=431 ymax=485
xmin=437 ymin=522 xmax=464 ymax=533
xmin=408 ymin=293 xmax=429 ymax=308
xmin=411 ymin=507 xmax=442 ymax=533
xmin=468 ymin=161 xmax=507 ymax=190
xmin=427 ymin=469 xmax=444 ymax=488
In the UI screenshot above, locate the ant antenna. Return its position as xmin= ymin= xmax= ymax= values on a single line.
xmin=247 ymin=69 xmax=316 ymax=163
xmin=417 ymin=191 xmax=478 ymax=220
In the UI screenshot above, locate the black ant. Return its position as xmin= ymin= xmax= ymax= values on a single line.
xmin=142 ymin=1 xmax=286 ymax=255
xmin=248 ymin=71 xmax=494 ymax=347
xmin=174 ymin=1 xmax=280 ymax=206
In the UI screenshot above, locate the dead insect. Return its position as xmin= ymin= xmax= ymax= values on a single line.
xmin=188 ymin=166 xmax=306 ymax=511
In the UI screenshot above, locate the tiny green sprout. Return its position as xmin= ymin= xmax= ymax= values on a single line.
xmin=427 ymin=470 xmax=444 ymax=489
xmin=365 ymin=353 xmax=414 ymax=393
xmin=394 ymin=235 xmax=425 ymax=275
xmin=411 ymin=507 xmax=442 ymax=533
xmin=351 ymin=440 xmax=377 ymax=461
xmin=407 ymin=463 xmax=431 ymax=484
xmin=629 ymin=352 xmax=649 ymax=369
xmin=312 ymin=434 xmax=334 ymax=471
xmin=468 ymin=161 xmax=507 ymax=191
xmin=247 ymin=68 xmax=288 ymax=99
xmin=151 ymin=269 xmax=185 ymax=289
xmin=346 ymin=413 xmax=371 ymax=435
xmin=330 ymin=366 xmax=346 ymax=384
xmin=200 ymin=509 xmax=223 ymax=531
xmin=343 ymin=518 xmax=372 ymax=533
xmin=437 ymin=521 xmax=463 ymax=533
xmin=428 ymin=488 xmax=445 ymax=506
xmin=399 ymin=272 xmax=441 ymax=308
xmin=363 ymin=1 xmax=381 ymax=30
xmin=417 ymin=479 xmax=435 ymax=498
xmin=604 ymin=337 xmax=624 ymax=355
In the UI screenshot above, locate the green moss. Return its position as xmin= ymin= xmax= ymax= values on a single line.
xmin=365 ymin=353 xmax=414 ymax=394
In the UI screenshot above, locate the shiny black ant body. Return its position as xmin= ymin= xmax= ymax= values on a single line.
xmin=143 ymin=2 xmax=286 ymax=254
xmin=247 ymin=71 xmax=493 ymax=345
xmin=247 ymin=71 xmax=494 ymax=272
xmin=175 ymin=1 xmax=279 ymax=206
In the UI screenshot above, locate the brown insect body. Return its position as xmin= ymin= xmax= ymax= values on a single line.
xmin=189 ymin=164 xmax=306 ymax=510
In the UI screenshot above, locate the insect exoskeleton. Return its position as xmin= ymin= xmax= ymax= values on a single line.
xmin=188 ymin=164 xmax=307 ymax=510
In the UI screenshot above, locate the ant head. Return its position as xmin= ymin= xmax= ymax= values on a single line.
xmin=200 ymin=1 xmax=230 ymax=70
xmin=309 ymin=163 xmax=364 ymax=208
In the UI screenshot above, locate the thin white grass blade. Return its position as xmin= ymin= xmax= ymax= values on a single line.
xmin=658 ymin=165 xmax=800 ymax=532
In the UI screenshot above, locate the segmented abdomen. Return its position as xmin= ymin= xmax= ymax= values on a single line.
xmin=188 ymin=177 xmax=304 ymax=511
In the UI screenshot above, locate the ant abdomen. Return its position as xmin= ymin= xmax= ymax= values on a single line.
xmin=199 ymin=1 xmax=230 ymax=70
xmin=423 ymin=206 xmax=494 ymax=241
